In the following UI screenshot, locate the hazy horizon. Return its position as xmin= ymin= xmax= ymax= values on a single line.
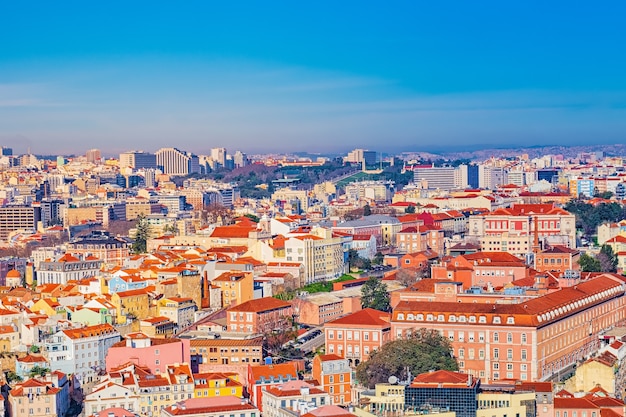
xmin=3 ymin=2 xmax=626 ymax=155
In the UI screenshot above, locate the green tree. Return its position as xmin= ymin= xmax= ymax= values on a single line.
xmin=372 ymin=252 xmax=384 ymax=265
xmin=579 ymin=253 xmax=601 ymax=272
xmin=5 ymin=371 xmax=22 ymax=383
xmin=361 ymin=276 xmax=390 ymax=312
xmin=131 ymin=214 xmax=150 ymax=254
xmin=29 ymin=345 xmax=41 ymax=353
xmin=599 ymin=244 xmax=618 ymax=273
xmin=244 ymin=214 xmax=260 ymax=223
xmin=363 ymin=204 xmax=372 ymax=216
xmin=405 ymin=205 xmax=416 ymax=214
xmin=356 ymin=328 xmax=458 ymax=388
xmin=28 ymin=365 xmax=51 ymax=378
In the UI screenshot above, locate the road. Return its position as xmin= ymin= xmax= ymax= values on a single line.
xmin=298 ymin=333 xmax=325 ymax=353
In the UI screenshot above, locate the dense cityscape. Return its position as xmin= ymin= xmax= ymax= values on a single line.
xmin=5 ymin=2 xmax=626 ymax=416
xmin=0 ymin=145 xmax=623 ymax=417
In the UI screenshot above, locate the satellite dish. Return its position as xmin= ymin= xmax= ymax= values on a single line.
xmin=388 ymin=376 xmax=398 ymax=385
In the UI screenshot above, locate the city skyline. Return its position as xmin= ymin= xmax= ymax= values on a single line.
xmin=2 ymin=2 xmax=626 ymax=155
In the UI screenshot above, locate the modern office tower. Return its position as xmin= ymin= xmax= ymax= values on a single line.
xmin=1 ymin=147 xmax=12 ymax=156
xmin=233 ymin=150 xmax=249 ymax=168
xmin=198 ymin=155 xmax=212 ymax=174
xmin=537 ymin=169 xmax=561 ymax=184
xmin=141 ymin=168 xmax=157 ymax=188
xmin=119 ymin=150 xmax=157 ymax=170
xmin=413 ymin=166 xmax=459 ymax=190
xmin=45 ymin=174 xmax=66 ymax=195
xmin=0 ymin=205 xmax=41 ymax=242
xmin=39 ymin=199 xmax=64 ymax=227
xmin=479 ymin=166 xmax=507 ymax=189
xmin=507 ymin=168 xmax=525 ymax=186
xmin=210 ymin=147 xmax=227 ymax=169
xmin=466 ymin=164 xmax=479 ymax=188
xmin=346 ymin=148 xmax=377 ymax=166
xmin=85 ymin=149 xmax=102 ymax=164
xmin=155 ymin=147 xmax=199 ymax=176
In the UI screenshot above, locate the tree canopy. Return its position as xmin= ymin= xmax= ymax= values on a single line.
xmin=564 ymin=200 xmax=626 ymax=239
xmin=131 ymin=214 xmax=150 ymax=254
xmin=356 ymin=328 xmax=458 ymax=388
xmin=579 ymin=245 xmax=618 ymax=273
xmin=361 ymin=276 xmax=390 ymax=312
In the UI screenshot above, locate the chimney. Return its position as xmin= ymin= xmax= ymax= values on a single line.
xmin=532 ymin=216 xmax=540 ymax=254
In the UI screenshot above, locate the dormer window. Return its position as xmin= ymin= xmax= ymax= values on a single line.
xmin=493 ymin=316 xmax=501 ymax=324
xmin=416 ymin=314 xmax=424 ymax=321
xmin=449 ymin=315 xmax=456 ymax=323
xmin=468 ymin=316 xmax=476 ymax=323
xmin=506 ymin=317 xmax=515 ymax=324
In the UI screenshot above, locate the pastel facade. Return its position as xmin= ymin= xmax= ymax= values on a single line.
xmin=44 ymin=323 xmax=121 ymax=384
xmin=312 ymin=354 xmax=352 ymax=405
xmin=105 ymin=333 xmax=190 ymax=374
xmin=227 ymin=297 xmax=293 ymax=334
xmin=212 ymin=271 xmax=254 ymax=307
xmin=324 ymin=308 xmax=391 ymax=366
xmin=189 ymin=337 xmax=263 ymax=367
xmin=193 ymin=372 xmax=243 ymax=398
xmin=158 ymin=297 xmax=197 ymax=329
xmin=36 ymin=253 xmax=102 ymax=285
xmin=468 ymin=204 xmax=577 ymax=255
xmin=392 ymin=274 xmax=626 ymax=382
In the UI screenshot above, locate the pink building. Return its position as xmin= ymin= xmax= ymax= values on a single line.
xmin=105 ymin=332 xmax=190 ymax=374
xmin=392 ymin=274 xmax=626 ymax=383
xmin=324 ymin=308 xmax=391 ymax=366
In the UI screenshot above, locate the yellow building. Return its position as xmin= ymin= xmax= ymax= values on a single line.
xmin=357 ymin=383 xmax=405 ymax=415
xmin=31 ymin=298 xmax=65 ymax=318
xmin=477 ymin=389 xmax=536 ymax=417
xmin=193 ymin=372 xmax=244 ymax=398
xmin=564 ymin=353 xmax=617 ymax=396
xmin=110 ymin=288 xmax=151 ymax=323
xmin=212 ymin=271 xmax=254 ymax=308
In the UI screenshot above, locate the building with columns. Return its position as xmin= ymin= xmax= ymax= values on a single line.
xmin=156 ymin=147 xmax=199 ymax=176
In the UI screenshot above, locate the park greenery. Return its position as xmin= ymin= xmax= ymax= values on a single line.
xmin=579 ymin=244 xmax=618 ymax=273
xmin=274 ymin=274 xmax=356 ymax=300
xmin=361 ymin=276 xmax=391 ymax=312
xmin=564 ymin=200 xmax=626 ymax=239
xmin=356 ymin=328 xmax=458 ymax=388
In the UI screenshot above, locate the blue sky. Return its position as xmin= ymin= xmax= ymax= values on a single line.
xmin=2 ymin=1 xmax=626 ymax=156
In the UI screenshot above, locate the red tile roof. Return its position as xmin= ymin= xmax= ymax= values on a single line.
xmin=250 ymin=362 xmax=298 ymax=383
xmin=227 ymin=297 xmax=291 ymax=313
xmin=326 ymin=308 xmax=390 ymax=327
xmin=410 ymin=370 xmax=476 ymax=388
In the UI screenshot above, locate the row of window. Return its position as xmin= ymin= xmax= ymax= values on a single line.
xmin=447 ymin=331 xmax=527 ymax=344
xmin=396 ymin=313 xmax=516 ymax=325
xmin=327 ymin=330 xmax=379 ymax=341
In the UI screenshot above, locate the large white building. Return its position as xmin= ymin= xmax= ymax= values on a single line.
xmin=156 ymin=147 xmax=199 ymax=176
xmin=284 ymin=227 xmax=345 ymax=284
xmin=44 ymin=324 xmax=121 ymax=384
xmin=36 ymin=253 xmax=103 ymax=285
